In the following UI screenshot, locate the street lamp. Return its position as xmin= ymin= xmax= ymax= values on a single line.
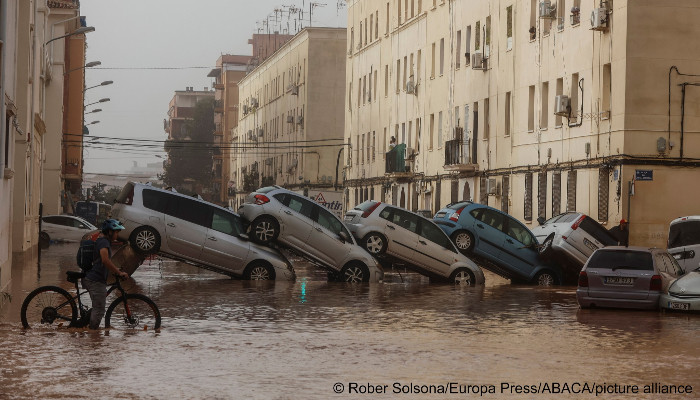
xmin=84 ymin=80 xmax=113 ymax=92
xmin=85 ymin=120 xmax=100 ymax=126
xmin=84 ymin=108 xmax=102 ymax=115
xmin=64 ymin=60 xmax=101 ymax=75
xmin=44 ymin=26 xmax=95 ymax=46
xmin=85 ymin=98 xmax=110 ymax=108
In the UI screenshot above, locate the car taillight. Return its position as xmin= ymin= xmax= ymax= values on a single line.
xmin=649 ymin=275 xmax=662 ymax=291
xmin=449 ymin=206 xmax=466 ymax=222
xmin=254 ymin=194 xmax=270 ymax=205
xmin=571 ymin=215 xmax=586 ymax=230
xmin=361 ymin=202 xmax=381 ymax=218
xmin=578 ymin=271 xmax=588 ymax=287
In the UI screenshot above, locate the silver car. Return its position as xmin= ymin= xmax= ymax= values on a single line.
xmin=344 ymin=201 xmax=485 ymax=285
xmin=238 ymin=187 xmax=383 ymax=283
xmin=111 ymin=182 xmax=295 ymax=281
xmin=577 ymin=247 xmax=680 ymax=310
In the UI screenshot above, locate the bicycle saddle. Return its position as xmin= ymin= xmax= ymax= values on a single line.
xmin=66 ymin=270 xmax=86 ymax=283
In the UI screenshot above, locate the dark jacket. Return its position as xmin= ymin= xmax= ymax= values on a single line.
xmin=608 ymin=225 xmax=629 ymax=247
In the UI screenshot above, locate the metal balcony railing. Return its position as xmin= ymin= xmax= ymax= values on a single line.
xmin=444 ymin=138 xmax=471 ymax=166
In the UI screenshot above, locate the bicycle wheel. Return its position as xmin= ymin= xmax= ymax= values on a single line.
xmin=20 ymin=286 xmax=78 ymax=329
xmin=105 ymin=294 xmax=161 ymax=330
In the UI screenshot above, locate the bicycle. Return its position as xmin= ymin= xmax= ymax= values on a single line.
xmin=20 ymin=270 xmax=161 ymax=330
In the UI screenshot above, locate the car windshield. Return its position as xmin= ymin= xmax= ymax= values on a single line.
xmin=353 ymin=200 xmax=378 ymax=211
xmin=447 ymin=201 xmax=471 ymax=210
xmin=587 ymin=250 xmax=654 ymax=271
xmin=542 ymin=214 xmax=566 ymax=225
xmin=668 ymin=220 xmax=700 ymax=248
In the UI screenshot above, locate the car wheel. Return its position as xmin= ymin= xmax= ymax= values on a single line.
xmin=39 ymin=232 xmax=51 ymax=249
xmin=450 ymin=268 xmax=476 ymax=286
xmin=244 ymin=262 xmax=275 ymax=281
xmin=339 ymin=263 xmax=369 ymax=283
xmin=362 ymin=232 xmax=387 ymax=255
xmin=129 ymin=226 xmax=161 ymax=255
xmin=539 ymin=234 xmax=555 ymax=259
xmin=533 ymin=270 xmax=558 ymax=286
xmin=251 ymin=217 xmax=279 ymax=244
xmin=451 ymin=231 xmax=475 ymax=254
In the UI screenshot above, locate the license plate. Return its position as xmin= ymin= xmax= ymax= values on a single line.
xmin=584 ymin=238 xmax=599 ymax=252
xmin=669 ymin=301 xmax=690 ymax=310
xmin=604 ymin=276 xmax=634 ymax=285
xmin=344 ymin=215 xmax=353 ymax=222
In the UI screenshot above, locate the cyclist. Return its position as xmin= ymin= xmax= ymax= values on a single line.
xmin=82 ymin=219 xmax=129 ymax=330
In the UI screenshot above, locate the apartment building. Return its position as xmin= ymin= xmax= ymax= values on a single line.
xmin=345 ymin=0 xmax=700 ymax=248
xmin=233 ymin=28 xmax=346 ymax=206
xmin=208 ymin=55 xmax=252 ymax=204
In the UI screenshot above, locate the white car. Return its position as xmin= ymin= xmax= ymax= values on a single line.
xmin=41 ymin=215 xmax=97 ymax=242
xmin=667 ymin=216 xmax=700 ymax=273
xmin=661 ymin=263 xmax=700 ymax=311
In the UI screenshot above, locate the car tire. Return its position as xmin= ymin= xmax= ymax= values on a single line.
xmin=450 ymin=268 xmax=476 ymax=286
xmin=533 ymin=270 xmax=558 ymax=286
xmin=243 ymin=262 xmax=275 ymax=281
xmin=362 ymin=232 xmax=387 ymax=255
xmin=339 ymin=262 xmax=369 ymax=283
xmin=129 ymin=226 xmax=161 ymax=255
xmin=250 ymin=216 xmax=279 ymax=245
xmin=451 ymin=231 xmax=475 ymax=254
xmin=39 ymin=232 xmax=51 ymax=249
xmin=539 ymin=234 xmax=555 ymax=260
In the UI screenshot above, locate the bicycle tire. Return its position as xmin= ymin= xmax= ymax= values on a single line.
xmin=105 ymin=293 xmax=161 ymax=330
xmin=20 ymin=286 xmax=78 ymax=329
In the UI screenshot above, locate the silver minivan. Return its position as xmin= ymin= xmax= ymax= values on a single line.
xmin=668 ymin=216 xmax=700 ymax=273
xmin=111 ymin=182 xmax=295 ymax=281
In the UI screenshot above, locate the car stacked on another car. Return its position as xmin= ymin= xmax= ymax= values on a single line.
xmin=238 ymin=187 xmax=384 ymax=283
xmin=433 ymin=201 xmax=561 ymax=286
xmin=111 ymin=182 xmax=296 ymax=281
xmin=344 ymin=201 xmax=485 ymax=285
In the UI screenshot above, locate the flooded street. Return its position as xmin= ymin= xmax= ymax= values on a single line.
xmin=1 ymin=245 xmax=699 ymax=399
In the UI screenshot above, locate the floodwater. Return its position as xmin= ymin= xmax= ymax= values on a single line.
xmin=1 ymin=245 xmax=699 ymax=400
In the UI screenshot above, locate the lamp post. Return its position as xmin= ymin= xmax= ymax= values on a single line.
xmin=84 ymin=108 xmax=102 ymax=115
xmin=45 ymin=26 xmax=95 ymax=46
xmin=85 ymin=98 xmax=110 ymax=108
xmin=84 ymin=80 xmax=113 ymax=92
xmin=64 ymin=60 xmax=101 ymax=75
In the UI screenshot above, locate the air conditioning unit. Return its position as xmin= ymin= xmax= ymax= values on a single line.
xmin=554 ymin=95 xmax=570 ymax=116
xmin=406 ymin=80 xmax=416 ymax=95
xmin=286 ymin=115 xmax=294 ymax=123
xmin=539 ymin=1 xmax=556 ymax=19
xmin=296 ymin=116 xmax=304 ymax=125
xmin=251 ymin=97 xmax=259 ymax=107
xmin=590 ymin=7 xmax=608 ymax=30
xmin=471 ymin=53 xmax=487 ymax=70
xmin=487 ymin=178 xmax=501 ymax=196
xmin=291 ymin=85 xmax=299 ymax=95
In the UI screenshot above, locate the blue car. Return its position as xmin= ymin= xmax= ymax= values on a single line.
xmin=433 ymin=201 xmax=561 ymax=285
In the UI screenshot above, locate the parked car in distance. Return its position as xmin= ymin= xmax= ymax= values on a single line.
xmin=41 ymin=215 xmax=97 ymax=243
xmin=667 ymin=216 xmax=700 ymax=273
xmin=112 ymin=182 xmax=295 ymax=281
xmin=577 ymin=247 xmax=681 ymax=310
xmin=433 ymin=201 xmax=560 ymax=286
xmin=344 ymin=201 xmax=485 ymax=285
xmin=75 ymin=200 xmax=112 ymax=227
xmin=661 ymin=262 xmax=700 ymax=311
xmin=531 ymin=212 xmax=618 ymax=275
xmin=238 ymin=186 xmax=383 ymax=283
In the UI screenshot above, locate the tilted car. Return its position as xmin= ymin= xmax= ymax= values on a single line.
xmin=433 ymin=201 xmax=560 ymax=286
xmin=238 ymin=187 xmax=383 ymax=283
xmin=667 ymin=216 xmax=700 ymax=274
xmin=343 ymin=200 xmax=485 ymax=285
xmin=111 ymin=182 xmax=295 ymax=281
xmin=577 ymin=247 xmax=681 ymax=310
xmin=41 ymin=215 xmax=97 ymax=243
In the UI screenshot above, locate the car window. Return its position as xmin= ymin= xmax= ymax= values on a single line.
xmin=43 ymin=216 xmax=61 ymax=225
xmin=390 ymin=208 xmax=418 ymax=233
xmin=579 ymin=217 xmax=617 ymax=245
xmin=587 ymin=250 xmax=654 ymax=271
xmin=505 ymin=218 xmax=534 ymax=246
xmin=478 ymin=209 xmax=505 ymax=231
xmin=555 ymin=213 xmax=579 ymax=224
xmin=379 ymin=207 xmax=392 ymax=220
xmin=448 ymin=201 xmax=471 ymax=210
xmin=273 ymin=193 xmax=289 ymax=205
xmin=543 ymin=214 xmax=565 ymax=225
xmin=316 ymin=208 xmax=343 ymax=234
xmin=663 ymin=253 xmax=684 ymax=276
xmin=418 ymin=220 xmax=456 ymax=252
xmin=70 ymin=218 xmax=86 ymax=229
xmin=353 ymin=200 xmax=379 ymax=211
xmin=668 ymin=221 xmax=700 ymax=248
xmin=142 ymin=189 xmax=170 ymax=213
xmin=655 ymin=254 xmax=669 ymax=274
xmin=169 ymin=196 xmax=211 ymax=227
xmin=469 ymin=208 xmax=484 ymax=221
xmin=57 ymin=217 xmax=73 ymax=227
xmin=288 ymin=195 xmax=314 ymax=219
xmin=210 ymin=208 xmax=242 ymax=236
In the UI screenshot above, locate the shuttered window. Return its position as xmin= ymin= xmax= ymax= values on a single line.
xmin=598 ymin=168 xmax=609 ymax=222
xmin=501 ymin=176 xmax=510 ymax=214
xmin=435 ymin=180 xmax=442 ymax=211
xmin=524 ymin=173 xmax=533 ymax=221
xmin=451 ymin=180 xmax=459 ymax=204
xmin=538 ymin=172 xmax=547 ymax=220
xmin=479 ymin=176 xmax=488 ymax=205
xmin=552 ymin=172 xmax=561 ymax=216
xmin=567 ymin=170 xmax=577 ymax=212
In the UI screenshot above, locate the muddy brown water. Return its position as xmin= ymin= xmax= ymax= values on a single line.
xmin=1 ymin=244 xmax=699 ymax=399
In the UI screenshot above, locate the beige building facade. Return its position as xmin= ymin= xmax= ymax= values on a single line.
xmin=233 ymin=28 xmax=346 ymax=206
xmin=345 ymin=0 xmax=700 ymax=248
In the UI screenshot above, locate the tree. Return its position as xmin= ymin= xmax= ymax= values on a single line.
xmin=161 ymin=97 xmax=215 ymax=194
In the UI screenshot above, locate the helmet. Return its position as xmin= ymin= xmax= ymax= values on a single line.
xmin=620 ymin=219 xmax=628 ymax=224
xmin=102 ymin=219 xmax=125 ymax=231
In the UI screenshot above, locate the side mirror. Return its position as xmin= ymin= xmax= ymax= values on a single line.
xmin=338 ymin=231 xmax=350 ymax=243
xmin=238 ymin=233 xmax=250 ymax=241
xmin=537 ymin=216 xmax=545 ymax=226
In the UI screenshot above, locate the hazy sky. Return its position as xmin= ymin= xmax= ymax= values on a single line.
xmin=79 ymin=0 xmax=347 ymax=174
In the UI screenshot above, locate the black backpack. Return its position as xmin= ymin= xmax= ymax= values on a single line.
xmin=76 ymin=239 xmax=97 ymax=271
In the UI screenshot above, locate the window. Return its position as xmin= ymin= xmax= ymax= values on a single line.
xmin=475 ymin=21 xmax=481 ymax=50
xmin=419 ymin=220 xmax=455 ymax=252
xmin=374 ymin=70 xmax=378 ymax=99
xmin=359 ymin=21 xmax=363 ymax=48
xmin=528 ymin=85 xmax=535 ymax=132
xmin=505 ymin=218 xmax=534 ymax=246
xmin=567 ymin=170 xmax=577 ymax=211
xmin=403 ymin=56 xmax=408 ymax=89
xmin=376 ymin=11 xmax=379 ymax=39
xmin=530 ymin=0 xmax=537 ymax=39
xmin=538 ymin=172 xmax=546 ymax=220
xmin=210 ymin=209 xmax=242 ymax=236
xmin=398 ymin=0 xmax=402 ymax=24
xmin=541 ymin=81 xmax=549 ymax=129
xmin=3 ymin=112 xmax=10 ymax=170
xmin=366 ymin=132 xmax=371 ymax=161
xmin=477 ymin=209 xmax=506 ymax=231
xmin=602 ymin=63 xmax=611 ymax=115
xmin=588 ymin=250 xmax=653 ymax=271
xmin=571 ymin=73 xmax=580 ymax=123
xmin=438 ymin=111 xmax=443 ymax=147
xmin=552 ymin=172 xmax=561 ymax=216
xmin=316 ymin=207 xmax=345 ymax=236
xmin=479 ymin=177 xmax=487 ymax=204
xmin=287 ymin=195 xmax=314 ymax=219
xmin=669 ymin=221 xmax=700 ymax=248
xmin=598 ymin=167 xmax=609 ymax=222
xmin=506 ymin=6 xmax=513 ymax=50
xmin=505 ymin=92 xmax=512 ymax=136
xmin=501 ymin=176 xmax=510 ymax=214
xmin=369 ymin=14 xmax=373 ymax=42
xmin=348 ymin=81 xmax=352 ymax=110
xmin=456 ymin=30 xmax=462 ymax=69
xmin=483 ymin=98 xmax=489 ymax=139
xmin=485 ymin=16 xmax=491 ymax=57
xmin=142 ymin=189 xmax=170 ymax=213
xmin=557 ymin=0 xmax=565 ymax=30
xmin=555 ymin=78 xmax=564 ymax=127
xmin=361 ymin=134 xmax=365 ymax=163
xmin=389 ymin=208 xmax=418 ymax=233
xmin=386 ymin=2 xmax=390 ymax=33
xmin=372 ymin=132 xmax=376 ymax=161
xmin=439 ymin=38 xmax=445 ymax=75
xmin=385 ymin=65 xmax=389 ymax=96
xmin=417 ymin=50 xmax=422 ymax=81
xmin=170 ymin=196 xmax=211 ymax=227
xmin=465 ymin=26 xmax=472 ymax=64
xmin=524 ymin=173 xmax=533 ymax=221
xmin=429 ymin=113 xmax=434 ymax=149
xmin=396 ymin=59 xmax=401 ymax=92
xmin=431 ymin=42 xmax=436 ymax=78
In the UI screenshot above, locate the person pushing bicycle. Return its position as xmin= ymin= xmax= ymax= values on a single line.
xmin=82 ymin=219 xmax=129 ymax=330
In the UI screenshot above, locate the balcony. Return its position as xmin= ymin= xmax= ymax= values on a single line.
xmin=214 ymin=99 xmax=224 ymax=113
xmin=214 ymin=122 xmax=224 ymax=135
xmin=214 ymin=82 xmax=225 ymax=90
xmin=443 ymin=136 xmax=478 ymax=173
xmin=385 ymin=143 xmax=412 ymax=178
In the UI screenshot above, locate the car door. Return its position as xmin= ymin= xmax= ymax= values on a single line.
xmin=310 ymin=206 xmax=353 ymax=268
xmin=41 ymin=216 xmax=62 ymax=238
xmin=471 ymin=208 xmax=508 ymax=261
xmin=382 ymin=207 xmax=419 ymax=262
xmin=412 ymin=219 xmax=460 ymax=277
xmin=499 ymin=216 xmax=541 ymax=277
xmin=65 ymin=217 xmax=92 ymax=242
xmin=200 ymin=207 xmax=250 ymax=273
xmin=276 ymin=193 xmax=314 ymax=252
xmin=163 ymin=195 xmax=210 ymax=260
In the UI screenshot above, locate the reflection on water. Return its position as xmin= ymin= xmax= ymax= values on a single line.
xmin=1 ymin=244 xmax=699 ymax=399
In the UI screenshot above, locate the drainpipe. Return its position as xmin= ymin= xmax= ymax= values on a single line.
xmin=0 ymin=0 xmax=7 ymax=179
xmin=334 ymin=147 xmax=344 ymax=190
